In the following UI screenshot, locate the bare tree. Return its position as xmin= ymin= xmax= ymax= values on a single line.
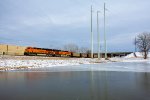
xmin=135 ymin=32 xmax=150 ymax=59
xmin=63 ymin=43 xmax=79 ymax=52
xmin=86 ymin=50 xmax=91 ymax=54
xmin=79 ymin=47 xmax=89 ymax=53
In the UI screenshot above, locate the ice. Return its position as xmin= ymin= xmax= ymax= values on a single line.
xmin=19 ymin=62 xmax=150 ymax=72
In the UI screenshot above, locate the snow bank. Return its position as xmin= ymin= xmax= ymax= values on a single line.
xmin=125 ymin=52 xmax=150 ymax=58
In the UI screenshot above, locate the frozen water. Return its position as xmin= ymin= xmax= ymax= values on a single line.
xmin=9 ymin=62 xmax=150 ymax=73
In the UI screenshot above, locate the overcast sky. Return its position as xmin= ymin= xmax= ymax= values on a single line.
xmin=0 ymin=0 xmax=150 ymax=52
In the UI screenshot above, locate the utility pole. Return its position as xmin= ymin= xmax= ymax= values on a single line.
xmin=104 ymin=3 xmax=107 ymax=59
xmin=97 ymin=11 xmax=100 ymax=59
xmin=135 ymin=37 xmax=137 ymax=52
xmin=91 ymin=5 xmax=93 ymax=58
xmin=134 ymin=37 xmax=137 ymax=57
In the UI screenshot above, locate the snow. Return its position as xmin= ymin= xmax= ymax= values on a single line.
xmin=0 ymin=53 xmax=150 ymax=72
xmin=125 ymin=52 xmax=150 ymax=58
xmin=0 ymin=56 xmax=106 ymax=70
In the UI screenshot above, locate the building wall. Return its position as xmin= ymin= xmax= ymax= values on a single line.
xmin=0 ymin=44 xmax=7 ymax=55
xmin=0 ymin=44 xmax=26 ymax=55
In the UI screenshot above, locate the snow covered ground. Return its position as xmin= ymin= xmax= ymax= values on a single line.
xmin=0 ymin=55 xmax=107 ymax=71
xmin=0 ymin=52 xmax=150 ymax=71
xmin=124 ymin=52 xmax=150 ymax=58
xmin=121 ymin=52 xmax=150 ymax=63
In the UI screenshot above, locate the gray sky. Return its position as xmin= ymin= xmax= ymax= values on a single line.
xmin=0 ymin=0 xmax=150 ymax=52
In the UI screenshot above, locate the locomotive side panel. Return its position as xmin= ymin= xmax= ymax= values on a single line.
xmin=24 ymin=47 xmax=72 ymax=57
xmin=59 ymin=51 xmax=72 ymax=57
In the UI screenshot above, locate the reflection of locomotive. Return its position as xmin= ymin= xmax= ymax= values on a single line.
xmin=24 ymin=47 xmax=72 ymax=57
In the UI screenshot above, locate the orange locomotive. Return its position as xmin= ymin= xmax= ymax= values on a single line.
xmin=24 ymin=47 xmax=72 ymax=57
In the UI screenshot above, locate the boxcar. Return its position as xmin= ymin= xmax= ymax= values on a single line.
xmin=80 ymin=53 xmax=88 ymax=58
xmin=71 ymin=53 xmax=81 ymax=57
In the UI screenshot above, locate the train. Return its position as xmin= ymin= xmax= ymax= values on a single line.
xmin=0 ymin=44 xmax=89 ymax=57
xmin=0 ymin=44 xmax=132 ymax=58
xmin=24 ymin=47 xmax=89 ymax=58
xmin=24 ymin=47 xmax=72 ymax=57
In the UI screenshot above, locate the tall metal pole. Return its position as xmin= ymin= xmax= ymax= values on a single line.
xmin=104 ymin=3 xmax=107 ymax=59
xmin=91 ymin=5 xmax=93 ymax=58
xmin=97 ymin=11 xmax=100 ymax=59
xmin=134 ymin=37 xmax=137 ymax=57
xmin=135 ymin=37 xmax=137 ymax=52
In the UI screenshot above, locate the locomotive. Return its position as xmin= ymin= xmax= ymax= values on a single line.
xmin=24 ymin=47 xmax=72 ymax=57
xmin=24 ymin=47 xmax=89 ymax=58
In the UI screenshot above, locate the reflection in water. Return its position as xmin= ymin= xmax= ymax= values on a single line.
xmin=0 ymin=71 xmax=150 ymax=100
xmin=135 ymin=72 xmax=150 ymax=91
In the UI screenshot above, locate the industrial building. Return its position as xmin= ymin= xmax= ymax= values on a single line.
xmin=0 ymin=44 xmax=26 ymax=55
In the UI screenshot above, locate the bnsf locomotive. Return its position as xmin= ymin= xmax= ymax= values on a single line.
xmin=24 ymin=47 xmax=72 ymax=57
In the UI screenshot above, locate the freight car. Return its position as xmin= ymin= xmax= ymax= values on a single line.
xmin=24 ymin=47 xmax=72 ymax=57
xmin=80 ymin=53 xmax=88 ymax=58
xmin=71 ymin=53 xmax=81 ymax=58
